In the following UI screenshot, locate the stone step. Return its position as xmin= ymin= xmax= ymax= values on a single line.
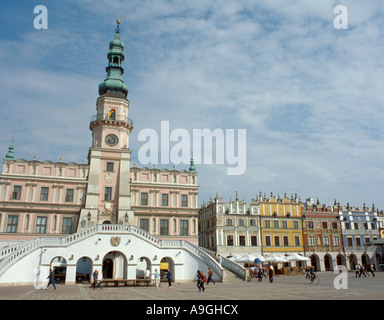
xmin=222 ymin=267 xmax=244 ymax=282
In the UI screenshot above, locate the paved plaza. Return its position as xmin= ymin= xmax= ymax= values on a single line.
xmin=0 ymin=271 xmax=383 ymax=300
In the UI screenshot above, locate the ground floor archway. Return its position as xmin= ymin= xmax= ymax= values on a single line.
xmin=349 ymin=254 xmax=357 ymax=270
xmin=137 ymin=256 xmax=152 ymax=278
xmin=102 ymin=251 xmax=127 ymax=279
xmin=310 ymin=254 xmax=320 ymax=271
xmin=361 ymin=253 xmax=371 ymax=268
xmin=324 ymin=254 xmax=333 ymax=271
xmin=50 ymin=256 xmax=67 ymax=283
xmin=76 ymin=256 xmax=92 ymax=282
xmin=336 ymin=254 xmax=346 ymax=267
xmin=160 ymin=257 xmax=175 ymax=282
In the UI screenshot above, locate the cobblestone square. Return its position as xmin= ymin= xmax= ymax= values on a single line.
xmin=1 ymin=272 xmax=383 ymax=301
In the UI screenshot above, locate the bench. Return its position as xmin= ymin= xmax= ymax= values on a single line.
xmin=99 ymin=279 xmax=155 ymax=287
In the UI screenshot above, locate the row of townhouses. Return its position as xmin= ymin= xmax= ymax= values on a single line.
xmin=198 ymin=192 xmax=384 ymax=272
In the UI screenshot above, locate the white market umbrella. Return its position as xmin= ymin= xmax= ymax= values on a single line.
xmin=227 ymin=255 xmax=241 ymax=261
xmin=235 ymin=254 xmax=257 ymax=263
xmin=285 ymin=253 xmax=310 ymax=262
xmin=264 ymin=254 xmax=288 ymax=263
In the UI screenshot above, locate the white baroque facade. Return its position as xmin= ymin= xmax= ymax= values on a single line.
xmin=199 ymin=194 xmax=262 ymax=258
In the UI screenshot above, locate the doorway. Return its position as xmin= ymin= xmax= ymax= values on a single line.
xmin=103 ymin=258 xmax=113 ymax=279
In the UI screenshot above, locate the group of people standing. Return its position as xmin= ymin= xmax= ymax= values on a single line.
xmin=355 ymin=264 xmax=375 ymax=277
xmin=246 ymin=266 xmax=274 ymax=283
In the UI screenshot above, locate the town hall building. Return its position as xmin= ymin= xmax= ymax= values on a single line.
xmin=0 ymin=21 xmax=218 ymax=286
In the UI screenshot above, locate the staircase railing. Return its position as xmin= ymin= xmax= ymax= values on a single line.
xmin=198 ymin=247 xmax=246 ymax=280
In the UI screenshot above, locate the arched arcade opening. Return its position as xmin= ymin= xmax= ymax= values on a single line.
xmin=160 ymin=257 xmax=175 ymax=282
xmin=102 ymin=251 xmax=127 ymax=279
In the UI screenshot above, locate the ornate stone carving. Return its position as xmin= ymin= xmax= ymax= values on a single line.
xmin=111 ymin=236 xmax=121 ymax=247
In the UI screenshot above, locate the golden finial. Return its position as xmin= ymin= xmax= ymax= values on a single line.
xmin=117 ymin=14 xmax=124 ymax=24
xmin=115 ymin=15 xmax=124 ymax=33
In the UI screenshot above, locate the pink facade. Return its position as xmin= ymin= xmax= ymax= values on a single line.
xmin=131 ymin=165 xmax=198 ymax=242
xmin=0 ymin=158 xmax=198 ymax=245
xmin=0 ymin=159 xmax=88 ymax=243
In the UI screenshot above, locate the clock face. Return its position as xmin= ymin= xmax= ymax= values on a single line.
xmin=105 ymin=134 xmax=118 ymax=146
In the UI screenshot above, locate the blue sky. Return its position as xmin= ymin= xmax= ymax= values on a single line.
xmin=1 ymin=0 xmax=384 ymax=209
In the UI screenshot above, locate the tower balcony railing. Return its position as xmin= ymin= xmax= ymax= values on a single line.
xmin=90 ymin=113 xmax=133 ymax=126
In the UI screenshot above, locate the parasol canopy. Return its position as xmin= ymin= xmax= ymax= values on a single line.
xmin=264 ymin=254 xmax=288 ymax=263
xmin=235 ymin=254 xmax=257 ymax=263
xmin=285 ymin=253 xmax=310 ymax=262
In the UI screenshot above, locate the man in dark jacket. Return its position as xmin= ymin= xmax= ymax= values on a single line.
xmin=46 ymin=269 xmax=56 ymax=290
xmin=166 ymin=269 xmax=172 ymax=288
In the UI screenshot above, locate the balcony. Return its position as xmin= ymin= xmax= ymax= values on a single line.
xmin=90 ymin=113 xmax=133 ymax=129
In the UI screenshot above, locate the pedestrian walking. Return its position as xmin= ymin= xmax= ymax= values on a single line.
xmin=196 ymin=270 xmax=202 ymax=291
xmin=92 ymin=269 xmax=99 ymax=289
xmin=245 ymin=267 xmax=251 ymax=282
xmin=46 ymin=269 xmax=56 ymax=290
xmin=268 ymin=266 xmax=273 ymax=283
xmin=257 ymin=267 xmax=263 ymax=282
xmin=355 ymin=265 xmax=360 ymax=277
xmin=207 ymin=267 xmax=215 ymax=285
xmin=200 ymin=271 xmax=207 ymax=293
xmin=359 ymin=264 xmax=367 ymax=278
xmin=166 ymin=269 xmax=172 ymax=287
xmin=154 ymin=269 xmax=160 ymax=288
xmin=263 ymin=267 xmax=268 ymax=279
xmin=370 ymin=264 xmax=375 ymax=277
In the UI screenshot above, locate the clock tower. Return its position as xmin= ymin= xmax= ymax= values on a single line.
xmin=79 ymin=20 xmax=134 ymax=228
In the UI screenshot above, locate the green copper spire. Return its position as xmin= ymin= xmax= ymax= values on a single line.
xmin=189 ymin=157 xmax=196 ymax=172
xmin=98 ymin=19 xmax=129 ymax=98
xmin=5 ymin=137 xmax=14 ymax=160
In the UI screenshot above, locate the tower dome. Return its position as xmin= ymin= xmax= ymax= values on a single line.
xmin=98 ymin=20 xmax=129 ymax=98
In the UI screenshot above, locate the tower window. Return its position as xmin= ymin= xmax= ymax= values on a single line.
xmin=106 ymin=162 xmax=114 ymax=172
xmin=104 ymin=187 xmax=112 ymax=201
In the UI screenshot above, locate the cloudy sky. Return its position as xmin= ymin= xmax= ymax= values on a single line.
xmin=0 ymin=0 xmax=383 ymax=209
